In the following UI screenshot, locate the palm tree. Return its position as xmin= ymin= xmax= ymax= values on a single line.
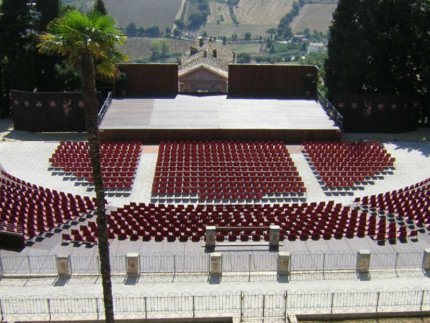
xmin=38 ymin=10 xmax=127 ymax=322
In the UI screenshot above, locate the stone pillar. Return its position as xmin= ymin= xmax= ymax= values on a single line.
xmin=56 ymin=254 xmax=71 ymax=277
xmin=278 ymin=252 xmax=291 ymax=276
xmin=269 ymin=225 xmax=280 ymax=247
xmin=357 ymin=250 xmax=371 ymax=273
xmin=206 ymin=226 xmax=216 ymax=248
xmin=210 ymin=253 xmax=222 ymax=275
xmin=422 ymin=249 xmax=430 ymax=271
xmin=126 ymin=253 xmax=139 ymax=275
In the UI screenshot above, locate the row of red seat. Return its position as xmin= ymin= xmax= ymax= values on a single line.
xmin=355 ymin=178 xmax=430 ymax=230
xmin=158 ymin=142 xmax=291 ymax=163
xmin=0 ymin=170 xmax=95 ymax=240
xmin=302 ymin=141 xmax=395 ymax=189
xmin=153 ymin=141 xmax=305 ymax=200
xmin=155 ymin=167 xmax=298 ymax=174
xmin=160 ymin=141 xmax=287 ymax=150
xmin=63 ymin=200 xmax=417 ymax=243
xmin=49 ymin=141 xmax=142 ymax=190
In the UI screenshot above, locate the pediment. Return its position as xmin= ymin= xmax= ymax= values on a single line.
xmin=179 ymin=65 xmax=228 ymax=82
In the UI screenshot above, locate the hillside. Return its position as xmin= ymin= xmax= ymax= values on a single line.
xmin=200 ymin=0 xmax=295 ymax=38
xmin=234 ymin=0 xmax=294 ymax=25
xmin=119 ymin=37 xmax=194 ymax=61
xmin=207 ymin=2 xmax=234 ymax=24
xmin=290 ymin=3 xmax=337 ymax=33
xmin=62 ymin=0 xmax=182 ymax=29
xmin=61 ymin=0 xmax=337 ymax=38
xmin=104 ymin=0 xmax=182 ymax=29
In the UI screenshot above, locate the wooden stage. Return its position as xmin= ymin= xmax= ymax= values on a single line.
xmin=99 ymin=95 xmax=341 ymax=143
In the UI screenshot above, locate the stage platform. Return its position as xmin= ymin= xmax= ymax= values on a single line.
xmin=99 ymin=95 xmax=341 ymax=143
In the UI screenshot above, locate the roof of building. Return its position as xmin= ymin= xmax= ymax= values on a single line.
xmin=178 ymin=39 xmax=234 ymax=74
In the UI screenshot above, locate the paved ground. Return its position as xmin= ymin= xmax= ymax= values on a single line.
xmin=2 ymin=116 xmax=430 ymax=319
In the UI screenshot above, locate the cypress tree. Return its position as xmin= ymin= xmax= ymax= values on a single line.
xmin=325 ymin=0 xmax=430 ymax=99
xmin=94 ymin=0 xmax=108 ymax=15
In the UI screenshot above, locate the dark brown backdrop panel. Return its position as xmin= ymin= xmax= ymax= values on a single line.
xmin=334 ymin=94 xmax=421 ymax=133
xmin=11 ymin=90 xmax=88 ymax=132
xmin=228 ymin=64 xmax=318 ymax=99
xmin=118 ymin=64 xmax=178 ymax=97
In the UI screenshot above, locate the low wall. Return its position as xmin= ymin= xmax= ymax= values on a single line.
xmin=334 ymin=94 xmax=421 ymax=133
xmin=11 ymin=90 xmax=90 ymax=132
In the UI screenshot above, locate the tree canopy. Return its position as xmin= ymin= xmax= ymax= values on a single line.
xmin=94 ymin=0 xmax=108 ymax=15
xmin=0 ymin=0 xmax=54 ymax=116
xmin=0 ymin=0 xmax=84 ymax=116
xmin=38 ymin=10 xmax=127 ymax=79
xmin=325 ymin=0 xmax=430 ymax=100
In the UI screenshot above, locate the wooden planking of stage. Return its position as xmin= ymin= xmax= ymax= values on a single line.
xmin=99 ymin=95 xmax=341 ymax=143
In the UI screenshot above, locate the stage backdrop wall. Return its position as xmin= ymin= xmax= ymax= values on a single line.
xmin=334 ymin=94 xmax=421 ymax=133
xmin=228 ymin=64 xmax=318 ymax=99
xmin=117 ymin=64 xmax=178 ymax=97
xmin=11 ymin=90 xmax=91 ymax=132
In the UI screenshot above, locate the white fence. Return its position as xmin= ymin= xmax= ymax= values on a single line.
xmin=0 ymin=250 xmax=426 ymax=276
xmin=1 ymin=289 xmax=430 ymax=321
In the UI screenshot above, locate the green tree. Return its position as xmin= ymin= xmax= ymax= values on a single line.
xmin=0 ymin=0 xmax=39 ymax=116
xmin=38 ymin=10 xmax=127 ymax=322
xmin=150 ymin=39 xmax=170 ymax=60
xmin=324 ymin=0 xmax=367 ymax=98
xmin=161 ymin=39 xmax=170 ymax=58
xmin=125 ymin=22 xmax=137 ymax=36
xmin=277 ymin=0 xmax=306 ymax=40
xmin=325 ymin=0 xmax=429 ymax=99
xmin=137 ymin=27 xmax=145 ymax=37
xmin=174 ymin=19 xmax=185 ymax=30
xmin=269 ymin=43 xmax=275 ymax=54
xmin=244 ymin=32 xmax=251 ymax=41
xmin=188 ymin=12 xmax=205 ymax=29
xmin=231 ymin=33 xmax=238 ymax=41
xmin=237 ymin=52 xmax=251 ymax=63
xmin=266 ymin=27 xmax=277 ymax=40
xmin=94 ymin=0 xmax=108 ymax=15
xmin=145 ymin=26 xmax=160 ymax=37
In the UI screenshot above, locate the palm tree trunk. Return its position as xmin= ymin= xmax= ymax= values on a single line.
xmin=80 ymin=51 xmax=115 ymax=323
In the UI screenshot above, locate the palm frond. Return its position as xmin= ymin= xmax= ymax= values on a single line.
xmin=38 ymin=9 xmax=127 ymax=78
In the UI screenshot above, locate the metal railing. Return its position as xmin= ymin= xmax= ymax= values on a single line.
xmin=97 ymin=91 xmax=112 ymax=125
xmin=0 ymin=250 xmax=425 ymax=276
xmin=317 ymin=89 xmax=344 ymax=130
xmin=1 ymin=289 xmax=430 ymax=321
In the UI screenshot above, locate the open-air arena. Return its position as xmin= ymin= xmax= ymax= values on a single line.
xmin=2 ymin=88 xmax=430 ymax=322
